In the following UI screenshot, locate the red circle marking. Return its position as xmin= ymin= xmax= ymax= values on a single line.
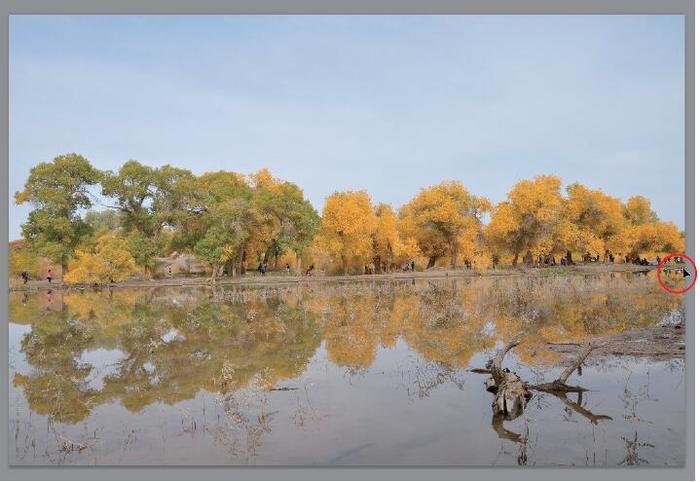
xmin=656 ymin=253 xmax=697 ymax=294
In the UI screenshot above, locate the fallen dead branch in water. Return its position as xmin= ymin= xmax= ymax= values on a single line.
xmin=472 ymin=332 xmax=613 ymax=444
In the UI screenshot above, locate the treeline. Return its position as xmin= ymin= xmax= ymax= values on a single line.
xmin=12 ymin=153 xmax=684 ymax=284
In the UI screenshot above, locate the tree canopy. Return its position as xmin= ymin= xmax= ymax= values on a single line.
xmin=13 ymin=154 xmax=685 ymax=282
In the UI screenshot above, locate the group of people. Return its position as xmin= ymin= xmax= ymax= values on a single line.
xmin=256 ymin=262 xmax=315 ymax=276
xmin=19 ymin=268 xmax=52 ymax=285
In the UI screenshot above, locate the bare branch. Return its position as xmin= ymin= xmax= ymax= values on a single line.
xmin=551 ymin=391 xmax=613 ymax=425
xmin=557 ymin=343 xmax=595 ymax=385
xmin=492 ymin=332 xmax=524 ymax=372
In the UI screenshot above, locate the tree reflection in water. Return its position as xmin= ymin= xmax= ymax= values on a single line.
xmin=9 ymin=274 xmax=682 ymax=463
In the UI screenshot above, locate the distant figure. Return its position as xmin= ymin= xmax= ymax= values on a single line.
xmin=656 ymin=255 xmax=661 ymax=265
xmin=258 ymin=263 xmax=263 ymax=275
xmin=20 ymin=271 xmax=29 ymax=285
xmin=305 ymin=264 xmax=314 ymax=276
xmin=46 ymin=269 xmax=53 ymax=284
xmin=410 ymin=260 xmax=415 ymax=272
xmin=286 ymin=263 xmax=291 ymax=275
xmin=609 ymin=253 xmax=614 ymax=263
xmin=261 ymin=263 xmax=267 ymax=276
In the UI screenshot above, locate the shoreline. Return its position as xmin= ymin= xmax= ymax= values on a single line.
xmin=9 ymin=263 xmax=658 ymax=292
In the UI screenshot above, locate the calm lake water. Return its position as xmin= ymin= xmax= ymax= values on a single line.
xmin=8 ymin=274 xmax=685 ymax=466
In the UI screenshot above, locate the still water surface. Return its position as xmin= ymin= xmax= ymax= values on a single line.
xmin=8 ymin=275 xmax=685 ymax=466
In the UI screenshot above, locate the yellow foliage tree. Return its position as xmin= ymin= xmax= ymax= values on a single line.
xmin=625 ymin=195 xmax=659 ymax=226
xmin=64 ymin=232 xmax=136 ymax=285
xmin=371 ymin=204 xmax=419 ymax=271
xmin=564 ymin=183 xmax=627 ymax=260
xmin=400 ymin=181 xmax=490 ymax=269
xmin=627 ymin=221 xmax=684 ymax=259
xmin=486 ymin=175 xmax=564 ymax=266
xmin=318 ymin=191 xmax=376 ymax=275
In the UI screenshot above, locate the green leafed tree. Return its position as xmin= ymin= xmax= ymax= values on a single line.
xmin=15 ymin=153 xmax=100 ymax=272
xmin=127 ymin=232 xmax=161 ymax=278
xmin=194 ymin=226 xmax=238 ymax=283
xmin=101 ymin=160 xmax=160 ymax=236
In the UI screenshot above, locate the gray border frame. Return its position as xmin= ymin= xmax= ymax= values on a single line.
xmin=0 ymin=0 xmax=694 ymax=480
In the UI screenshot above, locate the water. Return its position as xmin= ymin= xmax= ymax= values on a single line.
xmin=7 ymin=275 xmax=685 ymax=466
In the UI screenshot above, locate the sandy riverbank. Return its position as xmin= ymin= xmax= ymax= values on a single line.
xmin=8 ymin=263 xmax=658 ymax=292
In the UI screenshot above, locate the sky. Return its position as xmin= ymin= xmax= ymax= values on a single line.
xmin=9 ymin=15 xmax=685 ymax=240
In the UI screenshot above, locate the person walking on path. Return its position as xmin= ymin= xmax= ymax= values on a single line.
xmin=46 ymin=269 xmax=53 ymax=284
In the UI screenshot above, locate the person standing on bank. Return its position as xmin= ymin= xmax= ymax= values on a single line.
xmin=46 ymin=268 xmax=53 ymax=284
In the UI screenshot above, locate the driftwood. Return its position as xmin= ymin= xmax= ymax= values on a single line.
xmin=484 ymin=334 xmax=531 ymax=419
xmin=473 ymin=334 xmax=611 ymax=422
xmin=471 ymin=337 xmax=613 ymax=463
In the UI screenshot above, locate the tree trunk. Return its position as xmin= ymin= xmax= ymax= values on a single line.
xmin=295 ymin=253 xmax=302 ymax=276
xmin=427 ymin=256 xmax=437 ymax=269
xmin=237 ymin=250 xmax=247 ymax=277
xmin=450 ymin=250 xmax=457 ymax=270
xmin=511 ymin=253 xmax=519 ymax=267
xmin=342 ymin=255 xmax=348 ymax=276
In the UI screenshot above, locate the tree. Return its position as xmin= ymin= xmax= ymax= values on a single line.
xmin=182 ymin=171 xmax=254 ymax=278
xmin=194 ymin=226 xmax=238 ymax=283
xmin=101 ymin=160 xmax=160 ymax=235
xmin=318 ymin=191 xmax=376 ymax=275
xmin=64 ymin=232 xmax=136 ymax=285
xmin=150 ymin=165 xmax=195 ymax=234
xmin=400 ymin=181 xmax=490 ymax=269
xmin=248 ymin=169 xmax=320 ymax=274
xmin=371 ymin=204 xmax=418 ymax=271
xmin=486 ymin=175 xmax=564 ymax=266
xmin=84 ymin=210 xmax=121 ymax=233
xmin=563 ymin=183 xmax=626 ymax=260
xmin=627 ymin=221 xmax=684 ymax=259
xmin=9 ymin=241 xmax=40 ymax=279
xmin=15 ymin=153 xmax=100 ymax=272
xmin=625 ymin=196 xmax=659 ymax=226
xmin=127 ymin=232 xmax=160 ymax=278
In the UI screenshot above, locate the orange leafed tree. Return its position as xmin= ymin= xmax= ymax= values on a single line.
xmin=371 ymin=203 xmax=420 ymax=272
xmin=317 ymin=191 xmax=376 ymax=275
xmin=399 ymin=181 xmax=490 ymax=269
xmin=486 ymin=175 xmax=564 ymax=266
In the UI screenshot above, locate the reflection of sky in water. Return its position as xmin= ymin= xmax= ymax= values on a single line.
xmin=9 ymin=323 xmax=31 ymax=375
xmin=77 ymin=348 xmax=128 ymax=391
xmin=161 ymin=328 xmax=185 ymax=344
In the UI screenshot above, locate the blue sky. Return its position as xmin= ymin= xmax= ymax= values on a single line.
xmin=9 ymin=15 xmax=685 ymax=240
